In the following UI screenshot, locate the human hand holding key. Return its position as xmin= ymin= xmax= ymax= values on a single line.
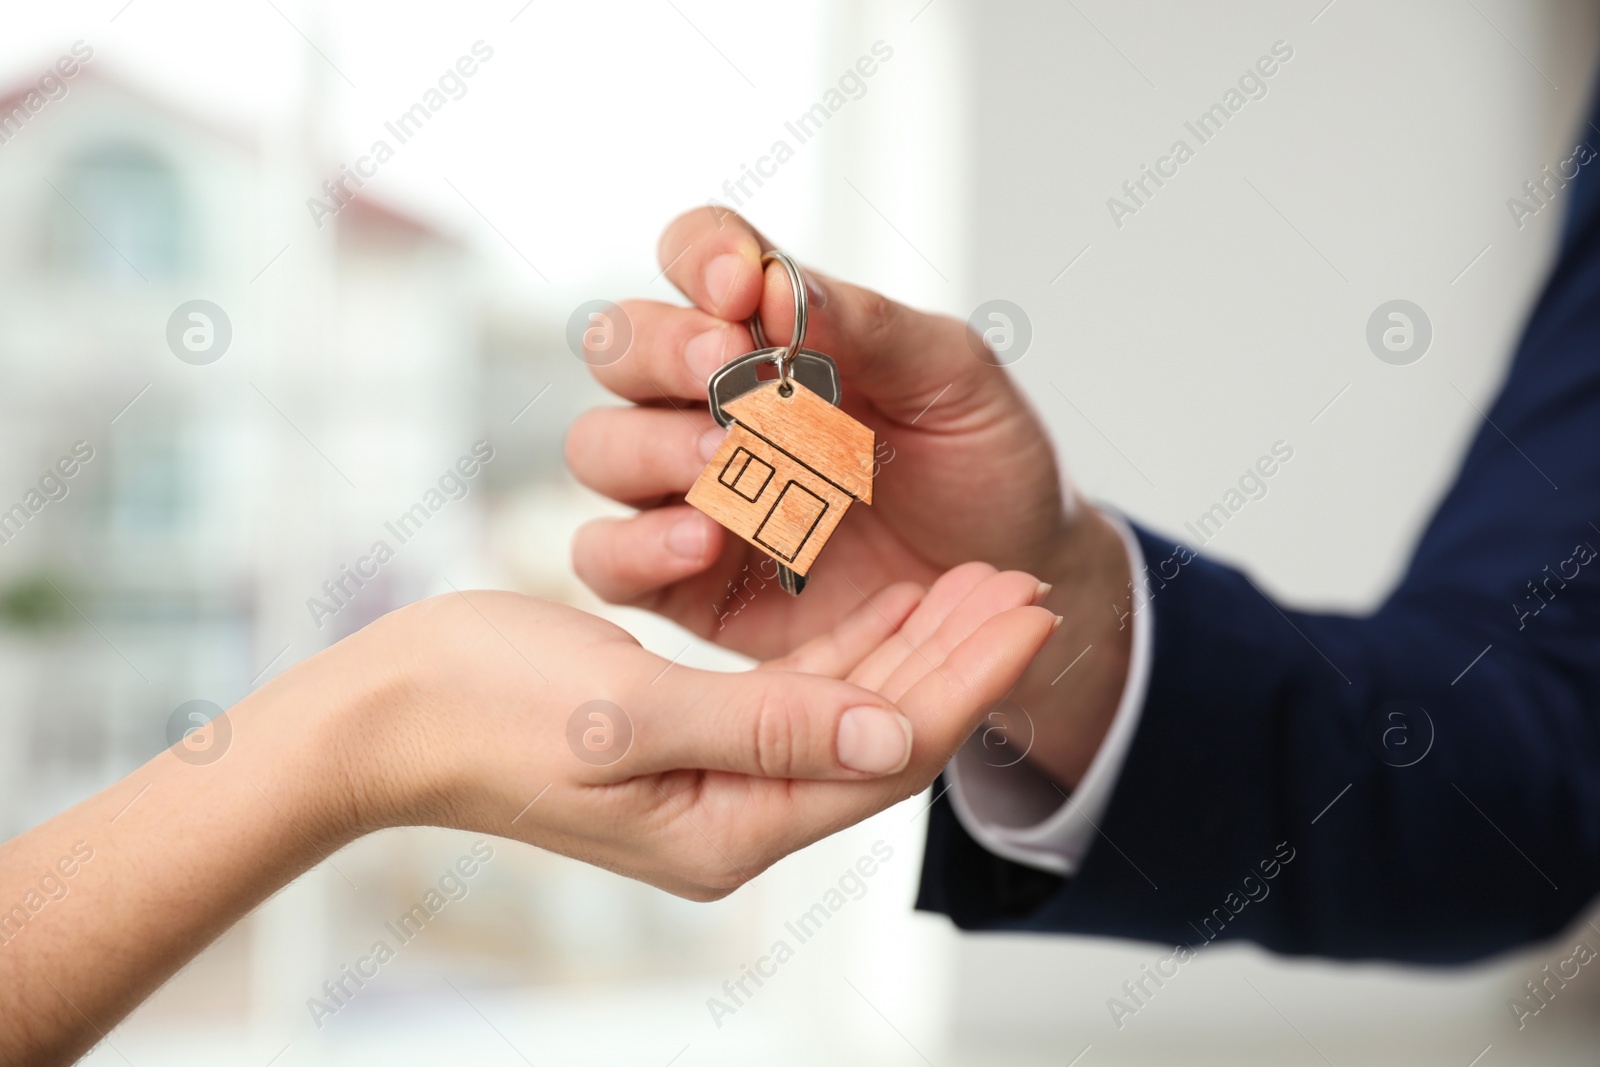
xmin=567 ymin=208 xmax=1136 ymax=789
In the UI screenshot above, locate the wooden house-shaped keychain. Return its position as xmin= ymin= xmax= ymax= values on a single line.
xmin=687 ymin=378 xmax=874 ymax=580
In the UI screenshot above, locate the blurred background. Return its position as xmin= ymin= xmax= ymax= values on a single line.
xmin=1 ymin=0 xmax=1598 ymax=1063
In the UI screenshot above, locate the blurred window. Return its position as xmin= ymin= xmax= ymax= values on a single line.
xmin=112 ymin=429 xmax=191 ymax=535
xmin=46 ymin=142 xmax=187 ymax=280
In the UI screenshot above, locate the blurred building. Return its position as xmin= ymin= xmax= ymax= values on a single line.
xmin=0 ymin=67 xmax=487 ymax=833
xmin=0 ymin=64 xmax=762 ymax=1060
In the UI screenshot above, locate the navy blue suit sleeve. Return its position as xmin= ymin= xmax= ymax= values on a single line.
xmin=918 ymin=127 xmax=1600 ymax=966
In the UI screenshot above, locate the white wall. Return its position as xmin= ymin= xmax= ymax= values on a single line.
xmin=940 ymin=1 xmax=1600 ymax=1063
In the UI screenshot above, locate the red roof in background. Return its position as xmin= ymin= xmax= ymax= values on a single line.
xmin=338 ymin=194 xmax=458 ymax=246
xmin=0 ymin=63 xmax=256 ymax=151
xmin=0 ymin=62 xmax=451 ymax=243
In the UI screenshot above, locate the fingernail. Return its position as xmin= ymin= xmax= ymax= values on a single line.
xmin=705 ymin=253 xmax=744 ymax=311
xmin=1052 ymin=614 xmax=1065 ymax=631
xmin=1033 ymin=582 xmax=1054 ymax=604
xmin=666 ymin=514 xmax=707 ymax=561
xmin=698 ymin=427 xmax=727 ymax=462
xmin=803 ymin=269 xmax=828 ymax=309
xmin=685 ymin=328 xmax=727 ymax=383
xmin=837 ymin=706 xmax=912 ymax=775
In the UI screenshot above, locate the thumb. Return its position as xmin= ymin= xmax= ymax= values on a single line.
xmin=755 ymin=264 xmax=1009 ymax=425
xmin=631 ymin=667 xmax=915 ymax=780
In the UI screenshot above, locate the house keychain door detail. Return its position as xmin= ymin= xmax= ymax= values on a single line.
xmin=686 ymin=251 xmax=874 ymax=595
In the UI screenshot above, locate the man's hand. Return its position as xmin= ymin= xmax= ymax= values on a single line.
xmin=567 ymin=208 xmax=1135 ymax=788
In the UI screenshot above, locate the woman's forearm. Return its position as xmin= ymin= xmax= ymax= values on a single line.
xmin=0 ymin=655 xmax=364 ymax=1067
xmin=0 ymin=579 xmax=1055 ymax=1065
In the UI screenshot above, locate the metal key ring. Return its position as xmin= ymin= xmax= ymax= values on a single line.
xmin=747 ymin=250 xmax=807 ymax=392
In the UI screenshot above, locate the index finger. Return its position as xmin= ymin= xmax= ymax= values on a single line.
xmin=657 ymin=207 xmax=1004 ymax=423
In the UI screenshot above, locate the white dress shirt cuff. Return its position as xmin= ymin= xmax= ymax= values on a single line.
xmin=944 ymin=511 xmax=1153 ymax=877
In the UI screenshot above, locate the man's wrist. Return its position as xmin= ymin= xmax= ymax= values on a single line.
xmin=946 ymin=507 xmax=1150 ymax=874
xmin=1013 ymin=504 xmax=1134 ymax=789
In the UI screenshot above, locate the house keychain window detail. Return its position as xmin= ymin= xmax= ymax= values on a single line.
xmin=686 ymin=250 xmax=875 ymax=595
xmin=718 ymin=447 xmax=774 ymax=502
